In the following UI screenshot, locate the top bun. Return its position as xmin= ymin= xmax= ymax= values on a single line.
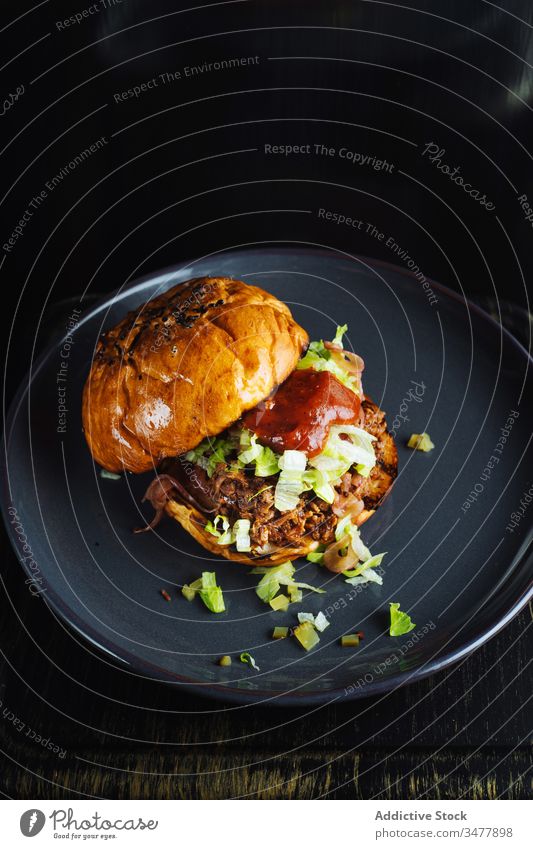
xmin=82 ymin=276 xmax=309 ymax=473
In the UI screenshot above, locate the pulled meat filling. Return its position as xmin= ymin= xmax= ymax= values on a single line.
xmin=146 ymin=399 xmax=396 ymax=551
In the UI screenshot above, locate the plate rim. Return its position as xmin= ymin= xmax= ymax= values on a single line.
xmin=2 ymin=246 xmax=533 ymax=706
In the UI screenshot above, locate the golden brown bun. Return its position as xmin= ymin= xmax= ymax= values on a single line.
xmin=82 ymin=277 xmax=309 ymax=473
xmin=164 ymin=403 xmax=397 ymax=565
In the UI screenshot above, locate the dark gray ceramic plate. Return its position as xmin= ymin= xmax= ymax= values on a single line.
xmin=3 ymin=248 xmax=533 ymax=705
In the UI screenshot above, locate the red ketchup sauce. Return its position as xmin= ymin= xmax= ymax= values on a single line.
xmin=242 ymin=368 xmax=361 ymax=457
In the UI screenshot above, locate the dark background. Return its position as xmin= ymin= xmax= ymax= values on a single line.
xmin=1 ymin=0 xmax=532 ymax=798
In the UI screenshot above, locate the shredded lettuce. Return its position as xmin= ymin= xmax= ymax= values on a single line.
xmin=344 ymin=552 xmax=386 ymax=576
xmin=315 ymin=517 xmax=386 ymax=586
xmin=182 ymin=572 xmax=225 ymax=613
xmin=253 ymin=561 xmax=326 ymax=604
xmin=288 ymin=580 xmax=326 ymax=594
xmin=278 ymin=450 xmax=307 ymax=471
xmin=287 ymin=584 xmax=303 ymax=603
xmin=255 ymin=561 xmax=295 ymax=603
xmin=184 ymin=439 xmax=210 ymax=462
xmin=306 ymin=544 xmax=326 ymax=565
xmin=310 ymin=425 xmax=376 ymax=480
xmin=274 ymin=449 xmax=349 ymax=512
xmin=296 ymin=325 xmax=357 ymax=392
xmin=344 ymin=552 xmax=386 ymax=586
xmin=389 ymin=602 xmax=416 ymax=637
xmin=302 ymin=469 xmax=336 ymax=504
xmin=314 ymin=611 xmax=330 ymax=632
xmin=274 ymin=450 xmax=308 ymax=511
xmin=332 ymin=323 xmax=348 ymax=347
xmin=274 ymin=472 xmax=306 ymax=512
xmin=238 ymin=430 xmax=280 ymax=477
xmin=297 ymin=611 xmax=330 ymax=632
xmin=233 ymin=518 xmax=251 ymax=552
xmin=254 ymin=446 xmax=279 ymax=477
xmin=237 ymin=430 xmax=263 ymax=464
xmin=182 ymin=577 xmax=203 ymax=601
xmin=208 ymin=437 xmax=234 ymax=477
xmin=185 ymin=432 xmax=241 ymax=477
xmin=297 ymin=612 xmax=315 ymax=625
xmin=345 ymin=570 xmax=383 ymax=587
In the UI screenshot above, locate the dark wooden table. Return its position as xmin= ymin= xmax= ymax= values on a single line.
xmin=0 ymin=543 xmax=531 ymax=800
xmin=1 ymin=0 xmax=532 ymax=801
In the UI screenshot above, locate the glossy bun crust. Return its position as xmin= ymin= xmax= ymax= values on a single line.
xmin=82 ymin=277 xmax=309 ymax=473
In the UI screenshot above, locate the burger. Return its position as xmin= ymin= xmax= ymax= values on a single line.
xmin=82 ymin=276 xmax=397 ymax=571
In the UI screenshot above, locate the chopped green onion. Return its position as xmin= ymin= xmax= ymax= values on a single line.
xmin=100 ymin=469 xmax=121 ymax=480
xmin=389 ymin=602 xmax=416 ymax=637
xmin=247 ymin=485 xmax=274 ymax=502
xmin=240 ymin=652 xmax=260 ymax=671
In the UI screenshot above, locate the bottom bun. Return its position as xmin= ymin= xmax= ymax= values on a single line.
xmin=165 ymin=498 xmax=376 ymax=566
